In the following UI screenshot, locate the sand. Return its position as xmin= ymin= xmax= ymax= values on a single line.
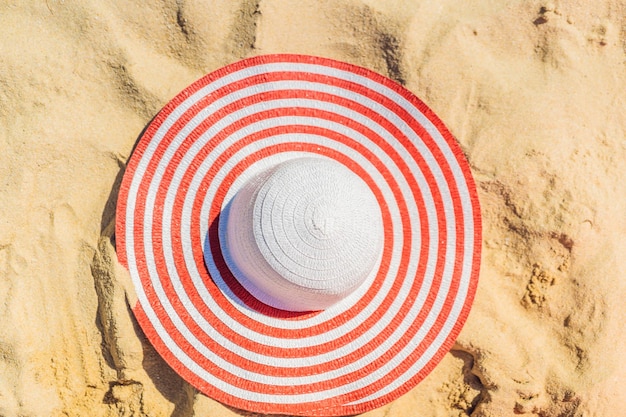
xmin=1 ymin=1 xmax=625 ymax=416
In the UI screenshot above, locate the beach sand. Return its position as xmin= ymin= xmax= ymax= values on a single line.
xmin=1 ymin=1 xmax=625 ymax=416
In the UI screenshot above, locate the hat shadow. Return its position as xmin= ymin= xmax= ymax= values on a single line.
xmin=205 ymin=199 xmax=314 ymax=319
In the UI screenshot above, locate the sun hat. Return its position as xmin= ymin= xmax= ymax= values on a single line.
xmin=116 ymin=54 xmax=481 ymax=416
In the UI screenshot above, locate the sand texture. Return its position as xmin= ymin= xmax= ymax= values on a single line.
xmin=1 ymin=1 xmax=625 ymax=416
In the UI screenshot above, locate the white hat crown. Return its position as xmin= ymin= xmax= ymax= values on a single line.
xmin=225 ymin=157 xmax=384 ymax=311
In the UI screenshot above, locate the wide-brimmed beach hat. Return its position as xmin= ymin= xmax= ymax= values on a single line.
xmin=116 ymin=54 xmax=481 ymax=416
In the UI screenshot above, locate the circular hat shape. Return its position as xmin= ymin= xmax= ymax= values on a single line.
xmin=225 ymin=157 xmax=384 ymax=312
xmin=116 ymin=54 xmax=481 ymax=416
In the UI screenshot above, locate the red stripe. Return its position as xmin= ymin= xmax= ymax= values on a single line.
xmin=133 ymin=84 xmax=436 ymax=329
xmin=115 ymin=54 xmax=481 ymax=416
xmin=146 ymin=133 xmax=441 ymax=388
xmin=153 ymin=137 xmax=409 ymax=374
xmin=128 ymin=85 xmax=444 ymax=384
xmin=134 ymin=138 xmax=436 ymax=398
xmin=140 ymin=82 xmax=445 ymax=325
xmin=158 ymin=102 xmax=435 ymax=343
xmin=211 ymin=145 xmax=411 ymax=378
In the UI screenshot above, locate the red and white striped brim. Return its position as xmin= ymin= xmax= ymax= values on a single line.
xmin=116 ymin=54 xmax=481 ymax=416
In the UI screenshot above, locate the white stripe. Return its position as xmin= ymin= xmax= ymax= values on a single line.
xmin=135 ymin=124 xmax=425 ymax=385
xmin=158 ymin=90 xmax=442 ymax=331
xmin=147 ymin=88 xmax=435 ymax=333
xmin=123 ymin=61 xmax=476 ymax=401
xmin=165 ymin=134 xmax=416 ymax=360
xmin=133 ymin=83 xmax=464 ymax=388
xmin=166 ymin=116 xmax=429 ymax=345
xmin=157 ymin=121 xmax=446 ymax=381
xmin=193 ymin=112 xmax=424 ymax=328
